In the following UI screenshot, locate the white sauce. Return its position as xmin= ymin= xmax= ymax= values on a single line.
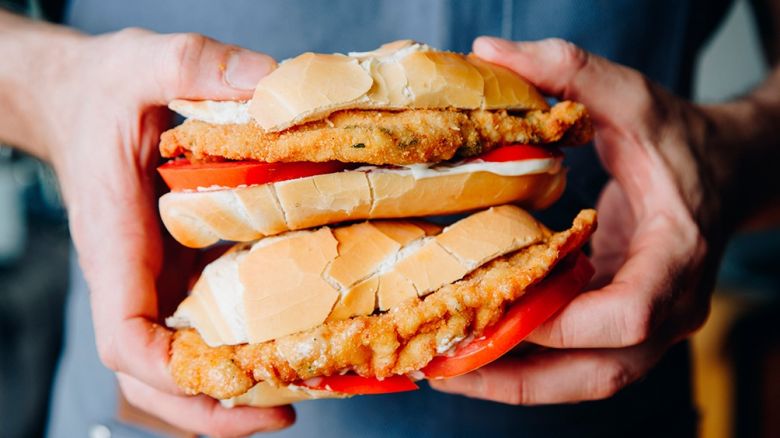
xmin=356 ymin=157 xmax=561 ymax=180
xmin=348 ymin=42 xmax=432 ymax=60
xmin=436 ymin=335 xmax=467 ymax=354
xmin=171 ymin=42 xmax=433 ymax=125
xmin=186 ymin=157 xmax=561 ymax=192
xmin=203 ymin=252 xmax=248 ymax=341
xmin=169 ymin=100 xmax=251 ymax=125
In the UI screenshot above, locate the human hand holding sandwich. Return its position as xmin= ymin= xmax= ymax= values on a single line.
xmin=0 ymin=12 xmax=294 ymax=436
xmin=432 ymin=37 xmax=780 ymax=403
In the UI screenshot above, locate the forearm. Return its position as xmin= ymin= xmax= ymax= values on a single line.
xmin=698 ymin=64 xmax=780 ymax=231
xmin=0 ymin=9 xmax=84 ymax=160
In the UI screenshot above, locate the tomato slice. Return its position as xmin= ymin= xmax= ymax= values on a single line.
xmin=159 ymin=144 xmax=561 ymax=191
xmin=157 ymin=159 xmax=349 ymax=191
xmin=477 ymin=144 xmax=562 ymax=163
xmin=300 ymin=374 xmax=419 ymax=395
xmin=422 ymin=252 xmax=594 ymax=379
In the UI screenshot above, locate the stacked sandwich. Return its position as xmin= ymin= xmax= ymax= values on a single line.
xmin=158 ymin=40 xmax=597 ymax=407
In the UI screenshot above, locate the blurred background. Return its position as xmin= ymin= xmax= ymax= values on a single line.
xmin=0 ymin=0 xmax=778 ymax=437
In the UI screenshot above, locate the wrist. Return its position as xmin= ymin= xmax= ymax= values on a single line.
xmin=0 ymin=11 xmax=85 ymax=161
xmin=696 ymin=95 xmax=780 ymax=232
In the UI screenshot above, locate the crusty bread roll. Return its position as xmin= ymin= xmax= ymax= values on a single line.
xmin=220 ymin=382 xmax=346 ymax=408
xmin=165 ymin=205 xmax=547 ymax=346
xmin=159 ymin=167 xmax=565 ymax=248
xmin=249 ymin=40 xmax=549 ymax=132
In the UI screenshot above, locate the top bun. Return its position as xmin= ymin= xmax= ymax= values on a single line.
xmin=250 ymin=40 xmax=549 ymax=132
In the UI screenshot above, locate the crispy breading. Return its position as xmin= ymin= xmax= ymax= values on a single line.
xmin=169 ymin=210 xmax=597 ymax=400
xmin=160 ymin=101 xmax=592 ymax=166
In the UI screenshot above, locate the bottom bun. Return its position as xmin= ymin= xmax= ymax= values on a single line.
xmin=159 ymin=168 xmax=566 ymax=248
xmin=221 ymin=381 xmax=348 ymax=408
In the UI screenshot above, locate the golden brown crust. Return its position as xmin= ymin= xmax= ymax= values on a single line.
xmin=160 ymin=102 xmax=592 ymax=166
xmin=169 ymin=210 xmax=596 ymax=399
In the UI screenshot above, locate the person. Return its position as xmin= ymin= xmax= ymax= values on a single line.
xmin=1 ymin=0 xmax=779 ymax=436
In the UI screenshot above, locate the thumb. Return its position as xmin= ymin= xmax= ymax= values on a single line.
xmin=472 ymin=37 xmax=644 ymax=122
xmin=125 ymin=29 xmax=276 ymax=103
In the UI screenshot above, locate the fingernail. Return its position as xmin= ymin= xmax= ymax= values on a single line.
xmin=475 ymin=36 xmax=518 ymax=53
xmin=224 ymin=49 xmax=276 ymax=90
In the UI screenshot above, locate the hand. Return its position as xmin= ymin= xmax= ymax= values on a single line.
xmin=36 ymin=28 xmax=293 ymax=435
xmin=431 ymin=37 xmax=723 ymax=404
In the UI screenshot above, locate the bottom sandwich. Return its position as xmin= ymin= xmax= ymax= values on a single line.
xmin=167 ymin=205 xmax=597 ymax=407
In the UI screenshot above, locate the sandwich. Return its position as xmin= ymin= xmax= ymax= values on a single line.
xmin=159 ymin=40 xmax=597 ymax=407
xmin=167 ymin=206 xmax=596 ymax=406
xmin=156 ymin=40 xmax=592 ymax=248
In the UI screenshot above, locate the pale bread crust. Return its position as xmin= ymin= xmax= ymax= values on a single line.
xmin=166 ymin=206 xmax=548 ymax=347
xmin=249 ymin=40 xmax=549 ymax=132
xmin=159 ymin=169 xmax=565 ymax=248
xmin=220 ymin=382 xmax=346 ymax=408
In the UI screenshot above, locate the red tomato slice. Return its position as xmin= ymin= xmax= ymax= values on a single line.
xmin=476 ymin=144 xmax=562 ymax=163
xmin=159 ymin=144 xmax=560 ymax=191
xmin=300 ymin=374 xmax=419 ymax=395
xmin=157 ymin=159 xmax=349 ymax=191
xmin=422 ymin=252 xmax=594 ymax=379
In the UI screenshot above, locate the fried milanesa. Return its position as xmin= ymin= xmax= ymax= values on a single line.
xmin=160 ymin=101 xmax=592 ymax=166
xmin=169 ymin=210 xmax=596 ymax=400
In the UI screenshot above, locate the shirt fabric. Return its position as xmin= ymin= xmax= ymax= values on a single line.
xmin=48 ymin=0 xmax=733 ymax=436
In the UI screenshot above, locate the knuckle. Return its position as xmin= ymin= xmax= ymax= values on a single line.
xmin=589 ymin=360 xmax=631 ymax=400
xmin=668 ymin=209 xmax=701 ymax=248
xmin=96 ymin=341 xmax=120 ymax=372
xmin=621 ymin=301 xmax=654 ymax=346
xmin=118 ymin=379 xmax=142 ymax=407
xmin=543 ymin=38 xmax=591 ymax=98
xmin=514 ymin=380 xmax=531 ymax=405
xmin=634 ymin=74 xmax=657 ymax=107
xmin=655 ymin=209 xmax=707 ymax=266
xmin=550 ymin=322 xmax=571 ymax=348
xmin=201 ymin=410 xmax=240 ymax=438
xmin=495 ymin=379 xmax=527 ymax=405
xmin=113 ymin=26 xmax=150 ymax=40
xmin=160 ymin=32 xmax=209 ymax=90
xmin=551 ymin=317 xmax=577 ymax=348
xmin=505 ymin=380 xmax=527 ymax=405
xmin=547 ymin=38 xmax=589 ymax=73
xmin=167 ymin=32 xmax=208 ymax=63
xmin=612 ymin=65 xmax=659 ymax=122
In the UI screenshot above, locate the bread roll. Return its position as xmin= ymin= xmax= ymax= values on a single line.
xmin=249 ymin=40 xmax=549 ymax=132
xmin=165 ymin=205 xmax=547 ymax=346
xmin=159 ymin=166 xmax=564 ymax=248
xmin=220 ymin=382 xmax=346 ymax=408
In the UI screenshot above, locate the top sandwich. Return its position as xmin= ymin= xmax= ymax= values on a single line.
xmin=157 ymin=40 xmax=593 ymax=247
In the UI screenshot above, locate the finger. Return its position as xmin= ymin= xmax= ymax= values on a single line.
xmin=149 ymin=31 xmax=276 ymax=101
xmin=430 ymin=341 xmax=664 ymax=405
xmin=471 ymin=36 xmax=667 ymax=201
xmin=586 ymin=181 xmax=634 ymax=290
xmin=70 ymin=109 xmax=184 ymax=394
xmin=72 ymin=178 xmax=186 ymax=394
xmin=472 ymin=37 xmax=645 ymax=123
xmin=525 ymin=214 xmax=696 ymax=349
xmin=117 ymin=373 xmax=295 ymax=436
xmin=114 ymin=28 xmax=276 ymax=103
